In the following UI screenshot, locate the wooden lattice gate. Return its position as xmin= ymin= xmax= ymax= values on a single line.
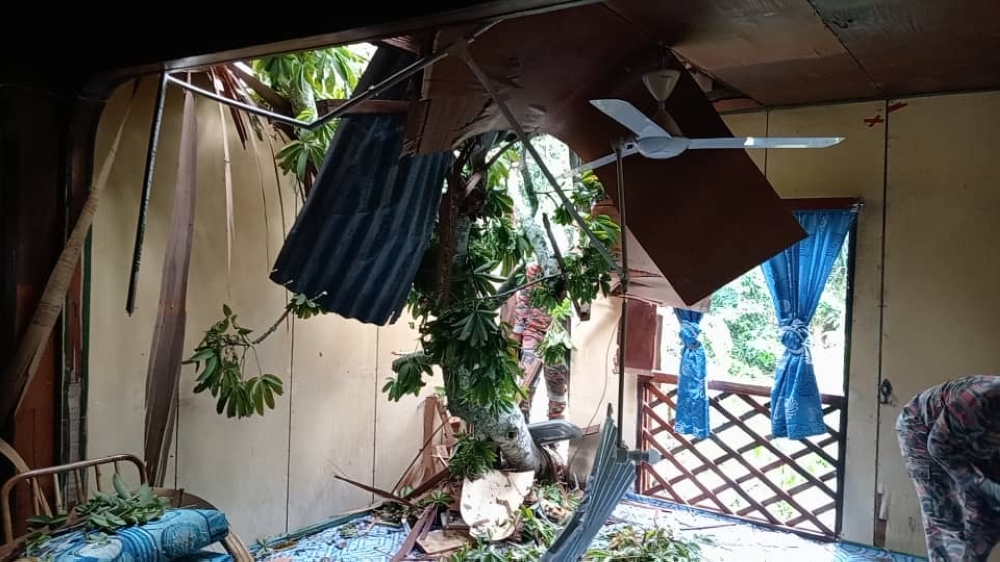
xmin=637 ymin=372 xmax=847 ymax=537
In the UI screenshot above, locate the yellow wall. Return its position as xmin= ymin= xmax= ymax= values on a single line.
xmin=717 ymin=93 xmax=1000 ymax=557
xmin=88 ymin=78 xmax=439 ymax=542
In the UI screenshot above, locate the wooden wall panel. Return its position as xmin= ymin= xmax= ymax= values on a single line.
xmin=624 ymin=299 xmax=659 ymax=373
xmin=877 ymin=92 xmax=1000 ymax=558
xmin=372 ymin=313 xmax=443 ymax=491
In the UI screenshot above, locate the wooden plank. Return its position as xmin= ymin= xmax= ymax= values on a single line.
xmin=641 ymin=372 xmax=847 ymax=408
xmin=391 ymin=506 xmax=435 ymax=562
xmin=624 ymin=300 xmax=658 ymax=372
xmin=334 ymin=475 xmax=419 ymax=509
xmin=143 ymin=89 xmax=198 ymax=487
xmin=402 ymin=467 xmax=450 ymax=501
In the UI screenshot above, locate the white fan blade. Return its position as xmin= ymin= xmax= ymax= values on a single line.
xmin=590 ymin=99 xmax=670 ymax=139
xmin=567 ymin=145 xmax=640 ymax=177
xmin=688 ymin=136 xmax=845 ymax=150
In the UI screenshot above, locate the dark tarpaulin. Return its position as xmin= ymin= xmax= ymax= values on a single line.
xmin=270 ymin=47 xmax=452 ymax=325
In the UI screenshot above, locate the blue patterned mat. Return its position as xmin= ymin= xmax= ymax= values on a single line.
xmin=252 ymin=494 xmax=926 ymax=561
xmin=618 ymin=493 xmax=926 ymax=562
xmin=254 ymin=516 xmax=407 ymax=562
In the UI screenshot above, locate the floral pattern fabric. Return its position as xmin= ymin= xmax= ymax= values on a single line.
xmin=32 ymin=508 xmax=229 ymax=562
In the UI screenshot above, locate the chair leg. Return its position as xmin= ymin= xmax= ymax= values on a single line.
xmin=222 ymin=527 xmax=253 ymax=562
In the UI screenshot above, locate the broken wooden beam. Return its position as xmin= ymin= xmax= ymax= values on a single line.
xmin=403 ymin=467 xmax=451 ymax=501
xmin=333 ymin=475 xmax=418 ymax=509
xmin=391 ymin=506 xmax=435 ymax=562
xmin=227 ymin=65 xmax=293 ymax=117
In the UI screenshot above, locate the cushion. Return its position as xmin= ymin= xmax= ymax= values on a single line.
xmin=32 ymin=508 xmax=229 ymax=562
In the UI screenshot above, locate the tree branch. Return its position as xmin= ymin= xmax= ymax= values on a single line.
xmin=252 ymin=308 xmax=291 ymax=345
xmin=490 ymin=273 xmax=562 ymax=303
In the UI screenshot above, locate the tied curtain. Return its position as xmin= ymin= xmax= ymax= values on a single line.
xmin=762 ymin=209 xmax=856 ymax=439
xmin=674 ymin=309 xmax=709 ymax=439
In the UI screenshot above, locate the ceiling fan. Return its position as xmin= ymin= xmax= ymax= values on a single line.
xmin=569 ymin=69 xmax=845 ymax=177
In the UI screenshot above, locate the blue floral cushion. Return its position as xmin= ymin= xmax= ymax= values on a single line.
xmin=32 ymin=509 xmax=229 ymax=562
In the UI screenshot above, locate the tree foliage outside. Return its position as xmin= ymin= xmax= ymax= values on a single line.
xmin=659 ymin=234 xmax=850 ymax=395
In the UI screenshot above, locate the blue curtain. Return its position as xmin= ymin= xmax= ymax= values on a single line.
xmin=674 ymin=309 xmax=709 ymax=439
xmin=762 ymin=209 xmax=856 ymax=439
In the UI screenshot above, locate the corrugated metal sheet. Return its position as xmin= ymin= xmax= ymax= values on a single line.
xmin=270 ymin=47 xmax=453 ymax=325
xmin=542 ymin=405 xmax=638 ymax=561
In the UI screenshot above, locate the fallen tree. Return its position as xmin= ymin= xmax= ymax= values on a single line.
xmin=183 ymin=47 xmax=619 ymax=481
xmin=382 ymin=134 xmax=619 ymax=477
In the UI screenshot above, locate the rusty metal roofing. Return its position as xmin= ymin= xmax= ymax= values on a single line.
xmin=269 ymin=47 xmax=452 ymax=325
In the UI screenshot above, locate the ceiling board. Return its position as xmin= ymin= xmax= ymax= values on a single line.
xmin=810 ymin=0 xmax=1000 ymax=96
xmin=605 ymin=0 xmax=880 ymax=105
xmin=709 ymin=53 xmax=881 ymax=105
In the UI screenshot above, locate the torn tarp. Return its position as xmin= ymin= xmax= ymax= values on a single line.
xmin=270 ymin=48 xmax=452 ymax=325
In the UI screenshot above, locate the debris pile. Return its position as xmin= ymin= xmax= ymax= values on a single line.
xmin=254 ymin=476 xmax=708 ymax=561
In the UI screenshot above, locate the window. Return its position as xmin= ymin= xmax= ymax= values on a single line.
xmin=657 ymin=231 xmax=852 ymax=396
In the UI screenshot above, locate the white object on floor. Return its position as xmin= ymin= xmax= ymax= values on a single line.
xmin=461 ymin=469 xmax=535 ymax=541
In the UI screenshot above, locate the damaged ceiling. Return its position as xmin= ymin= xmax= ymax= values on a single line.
xmin=390 ymin=0 xmax=1000 ymax=309
xmin=607 ymin=0 xmax=1000 ymax=108
xmin=73 ymin=0 xmax=996 ymax=319
xmin=405 ymin=5 xmax=809 ymax=307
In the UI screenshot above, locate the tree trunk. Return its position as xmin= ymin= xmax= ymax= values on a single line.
xmin=447 ymin=385 xmax=547 ymax=474
xmin=286 ymin=81 xmax=316 ymax=119
xmin=516 ymin=146 xmax=557 ymax=276
xmin=444 ymin=210 xmax=551 ymax=476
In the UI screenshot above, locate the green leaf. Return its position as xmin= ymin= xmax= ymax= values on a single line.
xmin=184 ymin=348 xmax=213 ymax=366
xmin=226 ymin=392 xmax=238 ymax=418
xmin=196 ymin=354 xmax=219 ymax=384
xmin=112 ymin=473 xmax=131 ymax=500
xmin=296 ymin=147 xmax=309 ymax=180
xmin=216 ymin=386 xmax=229 ymax=414
xmin=253 ymin=385 xmax=265 ymax=416
xmin=263 ymin=374 xmax=284 ymax=396
xmin=222 ymin=304 xmax=232 ymax=317
xmin=138 ymin=484 xmax=155 ymax=503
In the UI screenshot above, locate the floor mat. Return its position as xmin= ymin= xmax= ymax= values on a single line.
xmin=252 ymin=494 xmax=926 ymax=561
xmin=255 ymin=515 xmax=407 ymax=562
xmin=617 ymin=493 xmax=926 ymax=562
